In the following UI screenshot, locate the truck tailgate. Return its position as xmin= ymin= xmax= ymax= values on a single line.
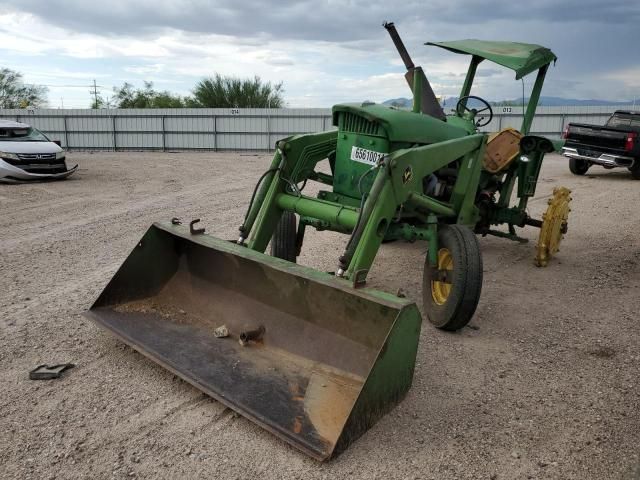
xmin=565 ymin=123 xmax=629 ymax=153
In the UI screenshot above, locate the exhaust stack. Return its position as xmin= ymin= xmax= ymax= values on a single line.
xmin=383 ymin=22 xmax=446 ymax=121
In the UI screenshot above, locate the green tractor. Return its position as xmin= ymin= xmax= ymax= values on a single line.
xmin=86 ymin=24 xmax=571 ymax=460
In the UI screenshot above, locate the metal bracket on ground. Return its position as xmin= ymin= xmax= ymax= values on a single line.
xmin=29 ymin=363 xmax=75 ymax=380
xmin=190 ymin=219 xmax=205 ymax=235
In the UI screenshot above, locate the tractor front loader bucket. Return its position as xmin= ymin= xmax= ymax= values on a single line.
xmin=85 ymin=222 xmax=421 ymax=460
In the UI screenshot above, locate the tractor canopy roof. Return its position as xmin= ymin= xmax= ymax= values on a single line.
xmin=426 ymin=40 xmax=557 ymax=79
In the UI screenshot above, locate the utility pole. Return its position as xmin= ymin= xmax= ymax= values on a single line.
xmin=92 ymin=79 xmax=99 ymax=108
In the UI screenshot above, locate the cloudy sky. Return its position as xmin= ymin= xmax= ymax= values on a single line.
xmin=0 ymin=0 xmax=638 ymax=108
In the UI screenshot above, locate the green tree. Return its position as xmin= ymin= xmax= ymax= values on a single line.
xmin=192 ymin=74 xmax=284 ymax=108
xmin=112 ymin=81 xmax=186 ymax=108
xmin=0 ymin=68 xmax=48 ymax=108
xmin=89 ymin=94 xmax=106 ymax=109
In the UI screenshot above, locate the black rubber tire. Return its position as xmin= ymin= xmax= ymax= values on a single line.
xmin=628 ymin=162 xmax=640 ymax=180
xmin=569 ymin=158 xmax=590 ymax=175
xmin=270 ymin=211 xmax=297 ymax=263
xmin=423 ymin=225 xmax=483 ymax=331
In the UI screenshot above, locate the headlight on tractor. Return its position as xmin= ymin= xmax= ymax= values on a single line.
xmin=0 ymin=151 xmax=20 ymax=160
xmin=56 ymin=151 xmax=65 ymax=160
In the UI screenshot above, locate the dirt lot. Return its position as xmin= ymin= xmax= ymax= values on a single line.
xmin=1 ymin=151 xmax=638 ymax=479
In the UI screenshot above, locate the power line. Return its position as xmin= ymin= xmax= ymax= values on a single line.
xmin=25 ymin=83 xmax=107 ymax=88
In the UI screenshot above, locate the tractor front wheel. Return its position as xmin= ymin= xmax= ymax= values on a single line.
xmin=423 ymin=225 xmax=483 ymax=331
xmin=270 ymin=211 xmax=297 ymax=263
xmin=569 ymin=158 xmax=590 ymax=175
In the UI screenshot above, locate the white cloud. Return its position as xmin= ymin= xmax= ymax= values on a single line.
xmin=0 ymin=13 xmax=170 ymax=58
xmin=0 ymin=10 xmax=504 ymax=107
xmin=124 ymin=64 xmax=166 ymax=75
xmin=0 ymin=2 xmax=638 ymax=107
xmin=604 ymin=68 xmax=640 ymax=89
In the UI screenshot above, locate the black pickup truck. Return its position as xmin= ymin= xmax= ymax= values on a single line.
xmin=562 ymin=110 xmax=640 ymax=178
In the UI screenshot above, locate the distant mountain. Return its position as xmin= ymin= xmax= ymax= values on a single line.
xmin=442 ymin=96 xmax=634 ymax=107
xmin=382 ymin=96 xmax=496 ymax=110
xmin=383 ymin=96 xmax=634 ymax=108
xmin=527 ymin=96 xmax=634 ymax=106
xmin=382 ymin=98 xmax=412 ymax=108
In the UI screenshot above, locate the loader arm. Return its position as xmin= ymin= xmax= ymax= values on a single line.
xmin=244 ymin=131 xmax=486 ymax=282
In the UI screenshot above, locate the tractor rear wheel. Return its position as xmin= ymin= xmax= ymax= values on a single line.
xmin=423 ymin=225 xmax=483 ymax=331
xmin=270 ymin=211 xmax=297 ymax=263
xmin=569 ymin=158 xmax=589 ymax=175
xmin=628 ymin=162 xmax=640 ymax=180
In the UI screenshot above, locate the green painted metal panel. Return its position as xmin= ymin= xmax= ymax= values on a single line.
xmin=275 ymin=193 xmax=359 ymax=230
xmin=388 ymin=134 xmax=485 ymax=206
xmin=333 ymin=130 xmax=389 ymax=199
xmin=332 ymin=104 xmax=468 ymax=145
xmin=334 ymin=301 xmax=421 ymax=455
xmin=426 ymin=40 xmax=557 ymax=79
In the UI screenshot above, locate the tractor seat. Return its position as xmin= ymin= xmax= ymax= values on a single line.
xmin=483 ymin=128 xmax=523 ymax=173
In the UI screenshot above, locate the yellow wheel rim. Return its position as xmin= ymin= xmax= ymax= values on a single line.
xmin=431 ymin=248 xmax=453 ymax=305
xmin=535 ymin=186 xmax=572 ymax=267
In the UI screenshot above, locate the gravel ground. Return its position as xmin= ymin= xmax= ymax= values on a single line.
xmin=1 ymin=151 xmax=638 ymax=480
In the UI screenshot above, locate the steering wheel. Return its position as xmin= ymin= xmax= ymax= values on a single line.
xmin=455 ymin=95 xmax=493 ymax=127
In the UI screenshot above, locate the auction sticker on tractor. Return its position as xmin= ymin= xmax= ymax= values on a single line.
xmin=350 ymin=146 xmax=385 ymax=166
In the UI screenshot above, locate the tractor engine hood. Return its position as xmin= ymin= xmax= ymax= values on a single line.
xmin=332 ymin=103 xmax=468 ymax=145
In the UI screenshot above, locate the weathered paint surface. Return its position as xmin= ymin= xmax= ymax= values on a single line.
xmin=86 ymin=223 xmax=421 ymax=460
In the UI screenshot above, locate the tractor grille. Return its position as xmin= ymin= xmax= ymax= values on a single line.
xmin=341 ymin=113 xmax=383 ymax=136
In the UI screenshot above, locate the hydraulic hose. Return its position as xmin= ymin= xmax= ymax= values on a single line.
xmin=343 ymin=164 xmax=379 ymax=250
xmin=238 ymin=149 xmax=286 ymax=243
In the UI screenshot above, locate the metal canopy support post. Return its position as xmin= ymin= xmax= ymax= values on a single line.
xmin=112 ymin=116 xmax=117 ymax=151
xmin=412 ymin=69 xmax=423 ymax=114
xmin=266 ymin=110 xmax=271 ymax=150
xmin=213 ymin=115 xmax=217 ymax=152
xmin=161 ymin=116 xmax=166 ymax=152
xmin=521 ymin=65 xmax=548 ymax=135
xmin=459 ymin=56 xmax=483 ymax=109
xmin=63 ymin=116 xmax=69 ymax=149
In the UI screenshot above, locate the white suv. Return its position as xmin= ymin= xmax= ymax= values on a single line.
xmin=0 ymin=119 xmax=77 ymax=181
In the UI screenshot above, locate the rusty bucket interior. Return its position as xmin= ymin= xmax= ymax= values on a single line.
xmin=85 ymin=222 xmax=421 ymax=460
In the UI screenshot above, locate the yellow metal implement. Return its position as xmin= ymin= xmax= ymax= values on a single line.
xmin=483 ymin=128 xmax=524 ymax=173
xmin=536 ymin=187 xmax=572 ymax=267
